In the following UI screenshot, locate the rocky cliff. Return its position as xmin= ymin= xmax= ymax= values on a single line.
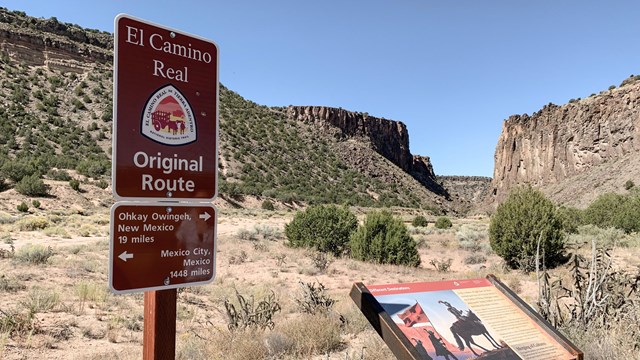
xmin=0 ymin=8 xmax=111 ymax=72
xmin=493 ymin=78 xmax=640 ymax=206
xmin=286 ymin=106 xmax=448 ymax=196
xmin=438 ymin=176 xmax=492 ymax=213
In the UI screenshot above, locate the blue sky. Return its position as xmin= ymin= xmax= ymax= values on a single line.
xmin=3 ymin=1 xmax=640 ymax=177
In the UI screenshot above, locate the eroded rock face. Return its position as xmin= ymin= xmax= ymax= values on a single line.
xmin=0 ymin=9 xmax=111 ymax=72
xmin=492 ymin=81 xmax=640 ymax=203
xmin=287 ymin=106 xmax=448 ymax=196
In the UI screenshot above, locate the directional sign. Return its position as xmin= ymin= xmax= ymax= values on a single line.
xmin=109 ymin=202 xmax=217 ymax=294
xmin=113 ymin=14 xmax=219 ymax=201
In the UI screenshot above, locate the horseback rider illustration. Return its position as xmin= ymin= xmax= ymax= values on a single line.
xmin=438 ymin=300 xmax=465 ymax=321
xmin=437 ymin=299 xmax=502 ymax=356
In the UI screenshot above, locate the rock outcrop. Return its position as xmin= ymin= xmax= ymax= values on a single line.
xmin=492 ymin=79 xmax=640 ymax=204
xmin=0 ymin=8 xmax=111 ymax=72
xmin=286 ymin=106 xmax=448 ymax=196
xmin=438 ymin=176 xmax=492 ymax=213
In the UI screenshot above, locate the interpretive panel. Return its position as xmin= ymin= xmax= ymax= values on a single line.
xmin=109 ymin=202 xmax=216 ymax=294
xmin=350 ymin=276 xmax=582 ymax=360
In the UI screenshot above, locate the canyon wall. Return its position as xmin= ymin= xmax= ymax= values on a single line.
xmin=286 ymin=106 xmax=448 ymax=196
xmin=493 ymin=80 xmax=640 ymax=204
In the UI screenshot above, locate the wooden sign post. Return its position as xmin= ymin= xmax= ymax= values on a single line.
xmin=112 ymin=13 xmax=219 ymax=360
xmin=144 ymin=290 xmax=177 ymax=360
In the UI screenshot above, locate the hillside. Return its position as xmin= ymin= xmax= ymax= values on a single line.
xmin=0 ymin=7 xmax=486 ymax=214
xmin=492 ymin=76 xmax=640 ymax=208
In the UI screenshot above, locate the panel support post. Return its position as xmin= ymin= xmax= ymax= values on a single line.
xmin=143 ymin=289 xmax=177 ymax=360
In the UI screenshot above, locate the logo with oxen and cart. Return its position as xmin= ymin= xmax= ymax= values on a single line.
xmin=141 ymin=85 xmax=197 ymax=146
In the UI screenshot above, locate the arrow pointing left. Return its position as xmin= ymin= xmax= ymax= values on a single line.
xmin=119 ymin=251 xmax=134 ymax=262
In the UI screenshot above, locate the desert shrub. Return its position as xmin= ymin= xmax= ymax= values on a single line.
xmin=15 ymin=174 xmax=49 ymax=196
xmin=16 ymin=201 xmax=29 ymax=212
xmin=14 ymin=244 xmax=54 ymax=264
xmin=429 ymin=258 xmax=452 ymax=272
xmin=583 ymin=191 xmax=640 ymax=234
xmin=285 ymin=205 xmax=357 ymax=256
xmin=349 ymin=210 xmax=420 ymax=267
xmin=489 ymin=186 xmax=566 ymax=271
xmin=434 ymin=216 xmax=452 ymax=229
xmin=47 ymin=169 xmax=71 ymax=181
xmin=261 ymin=200 xmax=275 ymax=211
xmin=412 ymin=215 xmax=428 ymax=227
xmin=16 ymin=217 xmax=49 ymax=231
xmin=557 ymin=205 xmax=583 ymax=234
xmin=31 ymin=200 xmax=40 ymax=209
xmin=309 ymin=251 xmax=332 ymax=272
xmin=567 ymin=225 xmax=630 ymax=248
xmin=76 ymin=159 xmax=109 ymax=179
xmin=224 ymin=290 xmax=281 ymax=331
xmin=625 ymin=179 xmax=635 ymax=190
xmin=456 ymin=225 xmax=485 ymax=251
xmin=295 ymin=280 xmax=335 ymax=315
xmin=237 ymin=227 xmax=258 ymax=241
xmin=96 ymin=179 xmax=109 ymax=189
xmin=464 ymin=253 xmax=487 ymax=265
xmin=69 ymin=178 xmax=80 ymax=191
xmin=1 ymin=160 xmax=34 ymax=182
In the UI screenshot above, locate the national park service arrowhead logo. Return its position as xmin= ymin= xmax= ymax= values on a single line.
xmin=142 ymin=85 xmax=197 ymax=145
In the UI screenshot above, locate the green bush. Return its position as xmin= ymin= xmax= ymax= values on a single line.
xmin=31 ymin=200 xmax=40 ymax=209
xmin=412 ymin=215 xmax=428 ymax=227
xmin=47 ymin=169 xmax=71 ymax=181
xmin=96 ymin=179 xmax=109 ymax=189
xmin=285 ymin=205 xmax=357 ymax=256
xmin=624 ymin=180 xmax=635 ymax=190
xmin=434 ymin=216 xmax=452 ymax=229
xmin=69 ymin=179 xmax=80 ymax=191
xmin=557 ymin=206 xmax=583 ymax=234
xmin=583 ymin=192 xmax=640 ymax=234
xmin=349 ymin=210 xmax=420 ymax=267
xmin=15 ymin=174 xmax=49 ymax=196
xmin=489 ymin=186 xmax=566 ymax=271
xmin=17 ymin=201 xmax=29 ymax=212
xmin=261 ymin=199 xmax=275 ymax=211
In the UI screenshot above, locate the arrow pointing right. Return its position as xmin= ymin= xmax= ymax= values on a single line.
xmin=119 ymin=251 xmax=134 ymax=262
xmin=199 ymin=212 xmax=211 ymax=221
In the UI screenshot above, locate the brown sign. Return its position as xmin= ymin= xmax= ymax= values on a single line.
xmin=109 ymin=203 xmax=216 ymax=294
xmin=113 ymin=14 xmax=219 ymax=201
